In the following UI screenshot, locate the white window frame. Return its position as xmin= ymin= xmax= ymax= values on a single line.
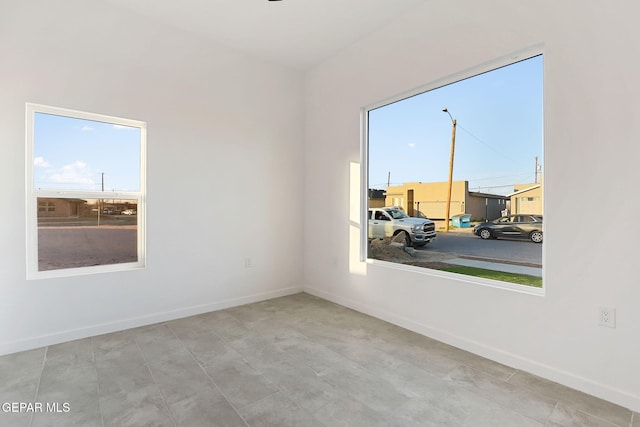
xmin=26 ymin=103 xmax=147 ymax=279
xmin=360 ymin=46 xmax=545 ymax=295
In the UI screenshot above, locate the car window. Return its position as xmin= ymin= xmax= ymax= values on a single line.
xmin=375 ymin=211 xmax=389 ymax=221
xmin=387 ymin=209 xmax=408 ymax=219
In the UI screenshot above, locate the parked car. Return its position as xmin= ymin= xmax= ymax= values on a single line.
xmin=368 ymin=207 xmax=436 ymax=247
xmin=122 ymin=209 xmax=136 ymax=215
xmin=473 ymin=214 xmax=543 ymax=243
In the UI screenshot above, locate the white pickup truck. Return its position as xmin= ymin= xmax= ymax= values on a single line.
xmin=368 ymin=207 xmax=437 ymax=247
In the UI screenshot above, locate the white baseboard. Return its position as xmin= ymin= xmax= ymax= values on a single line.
xmin=304 ymin=286 xmax=640 ymax=413
xmin=0 ymin=286 xmax=302 ymax=357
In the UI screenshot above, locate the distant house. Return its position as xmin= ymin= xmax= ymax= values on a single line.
xmin=37 ymin=198 xmax=86 ymax=218
xmin=509 ymin=182 xmax=543 ymax=215
xmin=467 ymin=191 xmax=511 ymax=221
xmin=37 ymin=199 xmax=139 ymax=219
xmin=384 ymin=181 xmax=508 ymax=221
xmin=368 ymin=189 xmax=386 ymax=209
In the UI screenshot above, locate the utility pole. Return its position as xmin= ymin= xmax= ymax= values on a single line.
xmin=534 ymin=156 xmax=539 ymax=184
xmin=387 ymin=171 xmax=391 ymax=189
xmin=442 ymin=108 xmax=457 ymax=232
xmin=98 ymin=172 xmax=104 ymax=226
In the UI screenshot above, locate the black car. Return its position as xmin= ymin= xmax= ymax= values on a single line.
xmin=473 ymin=214 xmax=543 ymax=243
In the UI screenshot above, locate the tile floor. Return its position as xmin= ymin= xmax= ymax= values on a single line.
xmin=0 ymin=293 xmax=636 ymax=426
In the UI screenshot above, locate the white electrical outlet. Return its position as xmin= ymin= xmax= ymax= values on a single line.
xmin=599 ymin=307 xmax=616 ymax=328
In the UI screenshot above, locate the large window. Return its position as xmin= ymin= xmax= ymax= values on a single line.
xmin=364 ymin=52 xmax=543 ymax=290
xmin=26 ymin=104 xmax=146 ymax=279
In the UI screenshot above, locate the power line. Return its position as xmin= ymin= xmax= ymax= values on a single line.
xmin=470 ymin=184 xmax=515 ymax=190
xmin=466 ymin=172 xmax=531 ymax=182
xmin=457 ymin=124 xmax=519 ymax=163
xmin=370 ymin=182 xmax=403 ymax=189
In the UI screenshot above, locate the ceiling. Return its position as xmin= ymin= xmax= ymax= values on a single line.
xmin=103 ymin=0 xmax=428 ymax=70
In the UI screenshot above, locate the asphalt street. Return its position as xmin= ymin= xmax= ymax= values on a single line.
xmin=416 ymin=229 xmax=542 ymax=266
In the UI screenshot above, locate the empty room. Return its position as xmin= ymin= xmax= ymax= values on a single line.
xmin=1 ymin=0 xmax=638 ymax=425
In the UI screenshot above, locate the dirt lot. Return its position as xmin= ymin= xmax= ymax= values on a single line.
xmin=368 ymin=237 xmax=456 ymax=270
xmin=38 ymin=224 xmax=137 ymax=271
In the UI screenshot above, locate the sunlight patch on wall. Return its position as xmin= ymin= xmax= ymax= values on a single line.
xmin=349 ymin=161 xmax=367 ymax=276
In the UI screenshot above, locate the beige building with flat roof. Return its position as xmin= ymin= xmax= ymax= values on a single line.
xmin=510 ymin=183 xmax=543 ymax=215
xmin=383 ymin=181 xmax=508 ymax=221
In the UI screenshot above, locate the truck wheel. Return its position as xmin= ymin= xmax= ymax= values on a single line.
xmin=403 ymin=232 xmax=413 ymax=247
xmin=394 ymin=231 xmax=412 ymax=247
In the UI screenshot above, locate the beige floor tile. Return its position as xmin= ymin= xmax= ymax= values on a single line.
xmin=100 ymin=383 xmax=173 ymax=427
xmin=314 ymin=394 xmax=389 ymax=427
xmin=390 ymin=388 xmax=543 ymax=427
xmin=240 ymin=392 xmax=323 ymax=427
xmin=444 ymin=365 xmax=556 ymax=423
xmin=259 ymin=359 xmax=347 ymax=413
xmin=0 ymin=347 xmax=45 ymax=390
xmin=203 ymin=357 xmax=279 ymax=409
xmin=547 ymin=402 xmax=621 ymax=427
xmin=508 ymin=371 xmax=632 ymax=426
xmin=45 ymin=338 xmax=94 ymax=367
xmin=0 ymin=293 xmax=634 ymax=427
xmin=144 ymin=351 xmax=219 ymax=405
xmin=169 ymin=389 xmax=245 ymax=427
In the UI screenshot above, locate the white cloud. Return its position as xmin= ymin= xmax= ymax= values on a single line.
xmin=34 ymin=156 xmax=51 ymax=167
xmin=81 ymin=125 xmax=95 ymax=131
xmin=48 ymin=161 xmax=95 ymax=187
xmin=408 ymin=143 xmax=416 ymax=148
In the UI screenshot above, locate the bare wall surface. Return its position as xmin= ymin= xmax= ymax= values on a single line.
xmin=0 ymin=0 xmax=304 ymax=354
xmin=303 ymin=0 xmax=640 ymax=411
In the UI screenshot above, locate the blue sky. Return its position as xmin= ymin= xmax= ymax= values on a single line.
xmin=368 ymin=55 xmax=543 ymax=195
xmin=33 ymin=113 xmax=141 ymax=192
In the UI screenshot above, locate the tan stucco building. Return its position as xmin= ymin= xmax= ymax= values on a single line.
xmin=367 ymin=189 xmax=386 ymax=209
xmin=510 ymin=182 xmax=543 ymax=215
xmin=383 ymin=181 xmax=508 ymax=221
xmin=37 ymin=198 xmax=86 ymax=218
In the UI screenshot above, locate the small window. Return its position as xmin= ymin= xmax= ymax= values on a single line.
xmin=26 ymin=104 xmax=146 ymax=279
xmin=38 ymin=201 xmax=56 ymax=212
xmin=520 ymin=196 xmax=538 ymax=202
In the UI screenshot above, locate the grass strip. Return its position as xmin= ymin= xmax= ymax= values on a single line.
xmin=439 ymin=266 xmax=542 ymax=287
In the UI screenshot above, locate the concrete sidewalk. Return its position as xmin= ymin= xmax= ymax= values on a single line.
xmin=443 ymin=257 xmax=542 ymax=277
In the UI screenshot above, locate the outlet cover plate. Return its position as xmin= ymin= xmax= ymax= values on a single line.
xmin=599 ymin=307 xmax=616 ymax=328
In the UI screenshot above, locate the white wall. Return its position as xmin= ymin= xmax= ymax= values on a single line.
xmin=303 ymin=0 xmax=640 ymax=411
xmin=0 ymin=0 xmax=304 ymax=354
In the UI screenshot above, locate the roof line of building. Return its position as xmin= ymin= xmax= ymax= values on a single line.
xmin=508 ymin=184 xmax=541 ymax=197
